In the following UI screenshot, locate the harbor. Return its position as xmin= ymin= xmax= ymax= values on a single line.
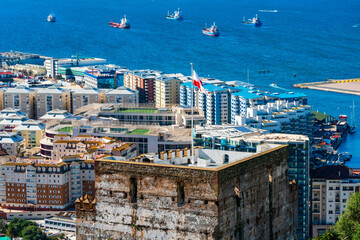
xmin=294 ymin=78 xmax=360 ymax=95
xmin=311 ymin=111 xmax=354 ymax=168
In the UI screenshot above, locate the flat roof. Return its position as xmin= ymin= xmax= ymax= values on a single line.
xmin=98 ymin=144 xmax=286 ymax=170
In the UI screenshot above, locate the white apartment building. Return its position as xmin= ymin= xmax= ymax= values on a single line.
xmin=234 ymin=100 xmax=313 ymax=135
xmin=312 ymin=166 xmax=360 ymax=237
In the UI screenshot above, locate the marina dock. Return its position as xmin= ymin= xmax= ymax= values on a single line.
xmin=294 ymin=78 xmax=360 ymax=95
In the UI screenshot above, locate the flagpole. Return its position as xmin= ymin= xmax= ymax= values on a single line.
xmin=190 ymin=63 xmax=194 ymax=165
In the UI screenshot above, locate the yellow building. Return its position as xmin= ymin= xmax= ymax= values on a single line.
xmin=14 ymin=120 xmax=46 ymax=149
xmin=155 ymin=74 xmax=183 ymax=108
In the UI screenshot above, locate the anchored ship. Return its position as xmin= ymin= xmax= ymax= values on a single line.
xmin=166 ymin=8 xmax=183 ymax=20
xmin=109 ymin=15 xmax=131 ymax=29
xmin=202 ymin=23 xmax=220 ymax=37
xmin=242 ymin=14 xmax=262 ymax=27
xmin=47 ymin=13 xmax=56 ymax=23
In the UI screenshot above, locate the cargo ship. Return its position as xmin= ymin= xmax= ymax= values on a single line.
xmin=242 ymin=14 xmax=262 ymax=27
xmin=47 ymin=13 xmax=56 ymax=23
xmin=202 ymin=23 xmax=220 ymax=37
xmin=166 ymin=8 xmax=183 ymax=20
xmin=109 ymin=15 xmax=130 ymax=29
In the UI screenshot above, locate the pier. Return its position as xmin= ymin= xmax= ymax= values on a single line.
xmin=294 ymin=78 xmax=360 ymax=95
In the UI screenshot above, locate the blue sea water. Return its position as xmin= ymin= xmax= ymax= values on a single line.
xmin=1 ymin=0 xmax=360 ymax=164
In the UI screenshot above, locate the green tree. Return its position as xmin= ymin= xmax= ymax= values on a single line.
xmin=7 ymin=218 xmax=36 ymax=237
xmin=334 ymin=192 xmax=360 ymax=239
xmin=313 ymin=228 xmax=340 ymax=240
xmin=21 ymin=225 xmax=48 ymax=240
xmin=0 ymin=220 xmax=8 ymax=234
xmin=6 ymin=224 xmax=16 ymax=240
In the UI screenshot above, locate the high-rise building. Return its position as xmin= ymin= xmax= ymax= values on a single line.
xmin=155 ymin=74 xmax=183 ymax=108
xmin=0 ymin=159 xmax=95 ymax=210
xmin=124 ymin=70 xmax=161 ymax=103
xmin=35 ymin=86 xmax=69 ymax=119
xmin=311 ymin=166 xmax=360 ymax=237
xmin=0 ymin=85 xmax=37 ymax=118
xmin=194 ymin=126 xmax=310 ymax=240
xmin=180 ymin=82 xmax=240 ymax=125
xmin=234 ymin=100 xmax=313 ymax=136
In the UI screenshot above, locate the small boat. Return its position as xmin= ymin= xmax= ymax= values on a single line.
xmin=202 ymin=22 xmax=220 ymax=37
xmin=166 ymin=8 xmax=184 ymax=20
xmin=47 ymin=13 xmax=56 ymax=23
xmin=242 ymin=14 xmax=262 ymax=27
xmin=109 ymin=15 xmax=130 ymax=29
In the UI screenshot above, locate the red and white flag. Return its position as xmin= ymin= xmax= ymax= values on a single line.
xmin=192 ymin=70 xmax=208 ymax=94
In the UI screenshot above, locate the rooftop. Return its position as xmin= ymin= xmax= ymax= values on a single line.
xmin=99 ymin=144 xmax=285 ymax=169
xmin=313 ymin=111 xmax=330 ymax=121
xmin=195 ymin=125 xmax=262 ymax=138
xmin=106 ymin=86 xmax=137 ymax=95
xmin=115 ymin=109 xmax=157 ymax=114
xmin=311 ymin=165 xmax=355 ymax=179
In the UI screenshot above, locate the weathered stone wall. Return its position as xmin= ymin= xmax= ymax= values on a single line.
xmin=217 ymin=146 xmax=297 ymax=240
xmin=77 ymin=162 xmax=220 ymax=240
xmin=76 ymin=146 xmax=297 ymax=240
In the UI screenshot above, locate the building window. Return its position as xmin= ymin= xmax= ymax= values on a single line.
xmin=130 ymin=178 xmax=137 ymax=203
xmin=177 ymin=182 xmax=185 ymax=207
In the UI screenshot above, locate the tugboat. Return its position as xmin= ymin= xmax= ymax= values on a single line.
xmin=109 ymin=15 xmax=131 ymax=29
xmin=47 ymin=13 xmax=56 ymax=23
xmin=202 ymin=23 xmax=220 ymax=37
xmin=242 ymin=14 xmax=262 ymax=27
xmin=166 ymin=8 xmax=183 ymax=20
